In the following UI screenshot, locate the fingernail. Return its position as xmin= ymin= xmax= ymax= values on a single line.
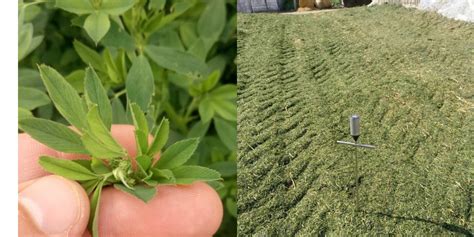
xmin=19 ymin=176 xmax=81 ymax=235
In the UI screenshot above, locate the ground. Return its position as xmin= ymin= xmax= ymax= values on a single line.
xmin=237 ymin=6 xmax=473 ymax=236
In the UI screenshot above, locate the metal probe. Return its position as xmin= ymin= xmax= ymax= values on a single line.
xmin=336 ymin=115 xmax=376 ymax=212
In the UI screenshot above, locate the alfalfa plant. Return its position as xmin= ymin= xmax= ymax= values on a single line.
xmin=19 ymin=64 xmax=222 ymax=237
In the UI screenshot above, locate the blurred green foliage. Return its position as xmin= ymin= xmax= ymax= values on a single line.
xmin=18 ymin=0 xmax=236 ymax=235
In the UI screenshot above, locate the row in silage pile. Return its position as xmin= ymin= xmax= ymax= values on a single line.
xmin=237 ymin=5 xmax=473 ymax=236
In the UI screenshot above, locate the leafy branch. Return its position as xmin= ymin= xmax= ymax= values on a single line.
xmin=18 ymin=64 xmax=222 ymax=237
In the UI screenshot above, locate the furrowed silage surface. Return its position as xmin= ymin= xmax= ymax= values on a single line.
xmin=237 ymin=5 xmax=473 ymax=236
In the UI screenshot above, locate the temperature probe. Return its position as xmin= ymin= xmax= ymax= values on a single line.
xmin=336 ymin=115 xmax=376 ymax=212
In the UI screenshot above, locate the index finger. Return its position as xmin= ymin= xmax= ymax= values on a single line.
xmin=19 ymin=125 xmax=140 ymax=183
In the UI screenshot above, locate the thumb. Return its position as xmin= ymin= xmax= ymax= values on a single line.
xmin=19 ymin=175 xmax=90 ymax=237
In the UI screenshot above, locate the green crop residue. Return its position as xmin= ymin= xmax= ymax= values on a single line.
xmin=238 ymin=6 xmax=473 ymax=236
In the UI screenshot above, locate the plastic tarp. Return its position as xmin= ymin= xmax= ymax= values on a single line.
xmin=418 ymin=0 xmax=474 ymax=22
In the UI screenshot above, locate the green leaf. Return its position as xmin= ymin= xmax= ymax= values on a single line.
xmin=18 ymin=108 xmax=33 ymax=121
xmin=149 ymin=0 xmax=166 ymax=10
xmin=103 ymin=48 xmax=120 ymax=84
xmin=72 ymin=159 xmax=92 ymax=169
xmin=82 ymin=106 xmax=127 ymax=159
xmin=214 ymin=117 xmax=236 ymax=151
xmin=208 ymin=54 xmax=227 ymax=75
xmin=198 ymin=96 xmax=214 ymax=123
xmin=197 ymin=0 xmax=226 ymax=48
xmin=136 ymin=155 xmax=153 ymax=172
xmin=101 ymin=21 xmax=135 ymax=51
xmin=130 ymin=103 xmax=149 ymax=154
xmin=65 ymin=70 xmax=86 ymax=93
xmin=212 ymin=99 xmax=236 ymax=121
xmin=111 ymin=98 xmax=128 ymax=124
xmin=151 ymin=168 xmax=176 ymax=184
xmin=207 ymin=180 xmax=225 ymax=190
xmin=147 ymin=118 xmax=169 ymax=157
xmin=145 ymin=1 xmax=194 ymax=33
xmin=179 ymin=22 xmax=198 ymax=49
xmin=84 ymin=12 xmax=111 ymax=45
xmin=143 ymin=179 xmax=158 ymax=186
xmin=38 ymin=65 xmax=89 ymax=131
xmin=91 ymin=157 xmax=110 ymax=174
xmin=145 ymin=45 xmax=208 ymax=78
xmin=73 ymin=40 xmax=106 ymax=72
xmin=226 ymin=198 xmax=237 ymax=218
xmin=80 ymin=179 xmax=100 ymax=195
xmin=156 ymin=29 xmax=185 ymax=51
xmin=114 ymin=184 xmax=156 ymax=203
xmin=211 ymin=84 xmax=237 ymax=100
xmin=172 ymin=165 xmax=221 ymax=184
xmin=18 ymin=23 xmax=33 ymax=61
xmin=84 ymin=67 xmax=112 ymax=130
xmin=55 ymin=0 xmax=94 ymax=15
xmin=100 ymin=0 xmax=135 ymax=15
xmin=24 ymin=35 xmax=43 ymax=59
xmin=126 ymin=55 xmax=154 ymax=111
xmin=19 ymin=118 xmax=88 ymax=154
xmin=188 ymin=120 xmax=210 ymax=138
xmin=209 ymin=161 xmax=236 ymax=177
xmin=89 ymin=180 xmax=105 ymax=237
xmin=39 ymin=156 xmax=98 ymax=180
xmin=202 ymin=70 xmax=220 ymax=92
xmin=154 ymin=138 xmax=199 ymax=169
xmin=19 ymin=68 xmax=43 ymax=90
xmin=18 ymin=87 xmax=50 ymax=110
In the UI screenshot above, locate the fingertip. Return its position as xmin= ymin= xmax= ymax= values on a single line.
xmin=186 ymin=182 xmax=224 ymax=236
xmin=19 ymin=175 xmax=89 ymax=237
xmin=110 ymin=125 xmax=139 ymax=157
xmin=99 ymin=182 xmax=223 ymax=237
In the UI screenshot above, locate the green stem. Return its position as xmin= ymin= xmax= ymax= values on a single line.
xmin=184 ymin=97 xmax=199 ymax=119
xmin=163 ymin=103 xmax=188 ymax=134
xmin=114 ymin=88 xmax=127 ymax=98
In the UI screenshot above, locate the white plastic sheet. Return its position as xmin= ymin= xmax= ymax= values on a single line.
xmin=418 ymin=0 xmax=474 ymax=22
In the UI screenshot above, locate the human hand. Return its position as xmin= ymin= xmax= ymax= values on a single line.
xmin=19 ymin=125 xmax=223 ymax=237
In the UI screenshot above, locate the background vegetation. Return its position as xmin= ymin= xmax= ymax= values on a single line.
xmin=238 ymin=6 xmax=473 ymax=236
xmin=19 ymin=0 xmax=236 ymax=235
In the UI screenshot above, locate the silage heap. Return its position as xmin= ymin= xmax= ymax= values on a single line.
xmin=237 ymin=5 xmax=473 ymax=236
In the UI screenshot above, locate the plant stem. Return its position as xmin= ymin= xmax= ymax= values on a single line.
xmin=114 ymin=89 xmax=127 ymax=98
xmin=354 ymin=142 xmax=359 ymax=213
xmin=184 ymin=97 xmax=199 ymax=119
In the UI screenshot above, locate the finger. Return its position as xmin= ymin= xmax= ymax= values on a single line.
xmin=98 ymin=182 xmax=223 ymax=237
xmin=19 ymin=175 xmax=90 ymax=237
xmin=19 ymin=125 xmax=153 ymax=183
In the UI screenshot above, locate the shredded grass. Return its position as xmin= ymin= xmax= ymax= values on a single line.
xmin=237 ymin=5 xmax=473 ymax=236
